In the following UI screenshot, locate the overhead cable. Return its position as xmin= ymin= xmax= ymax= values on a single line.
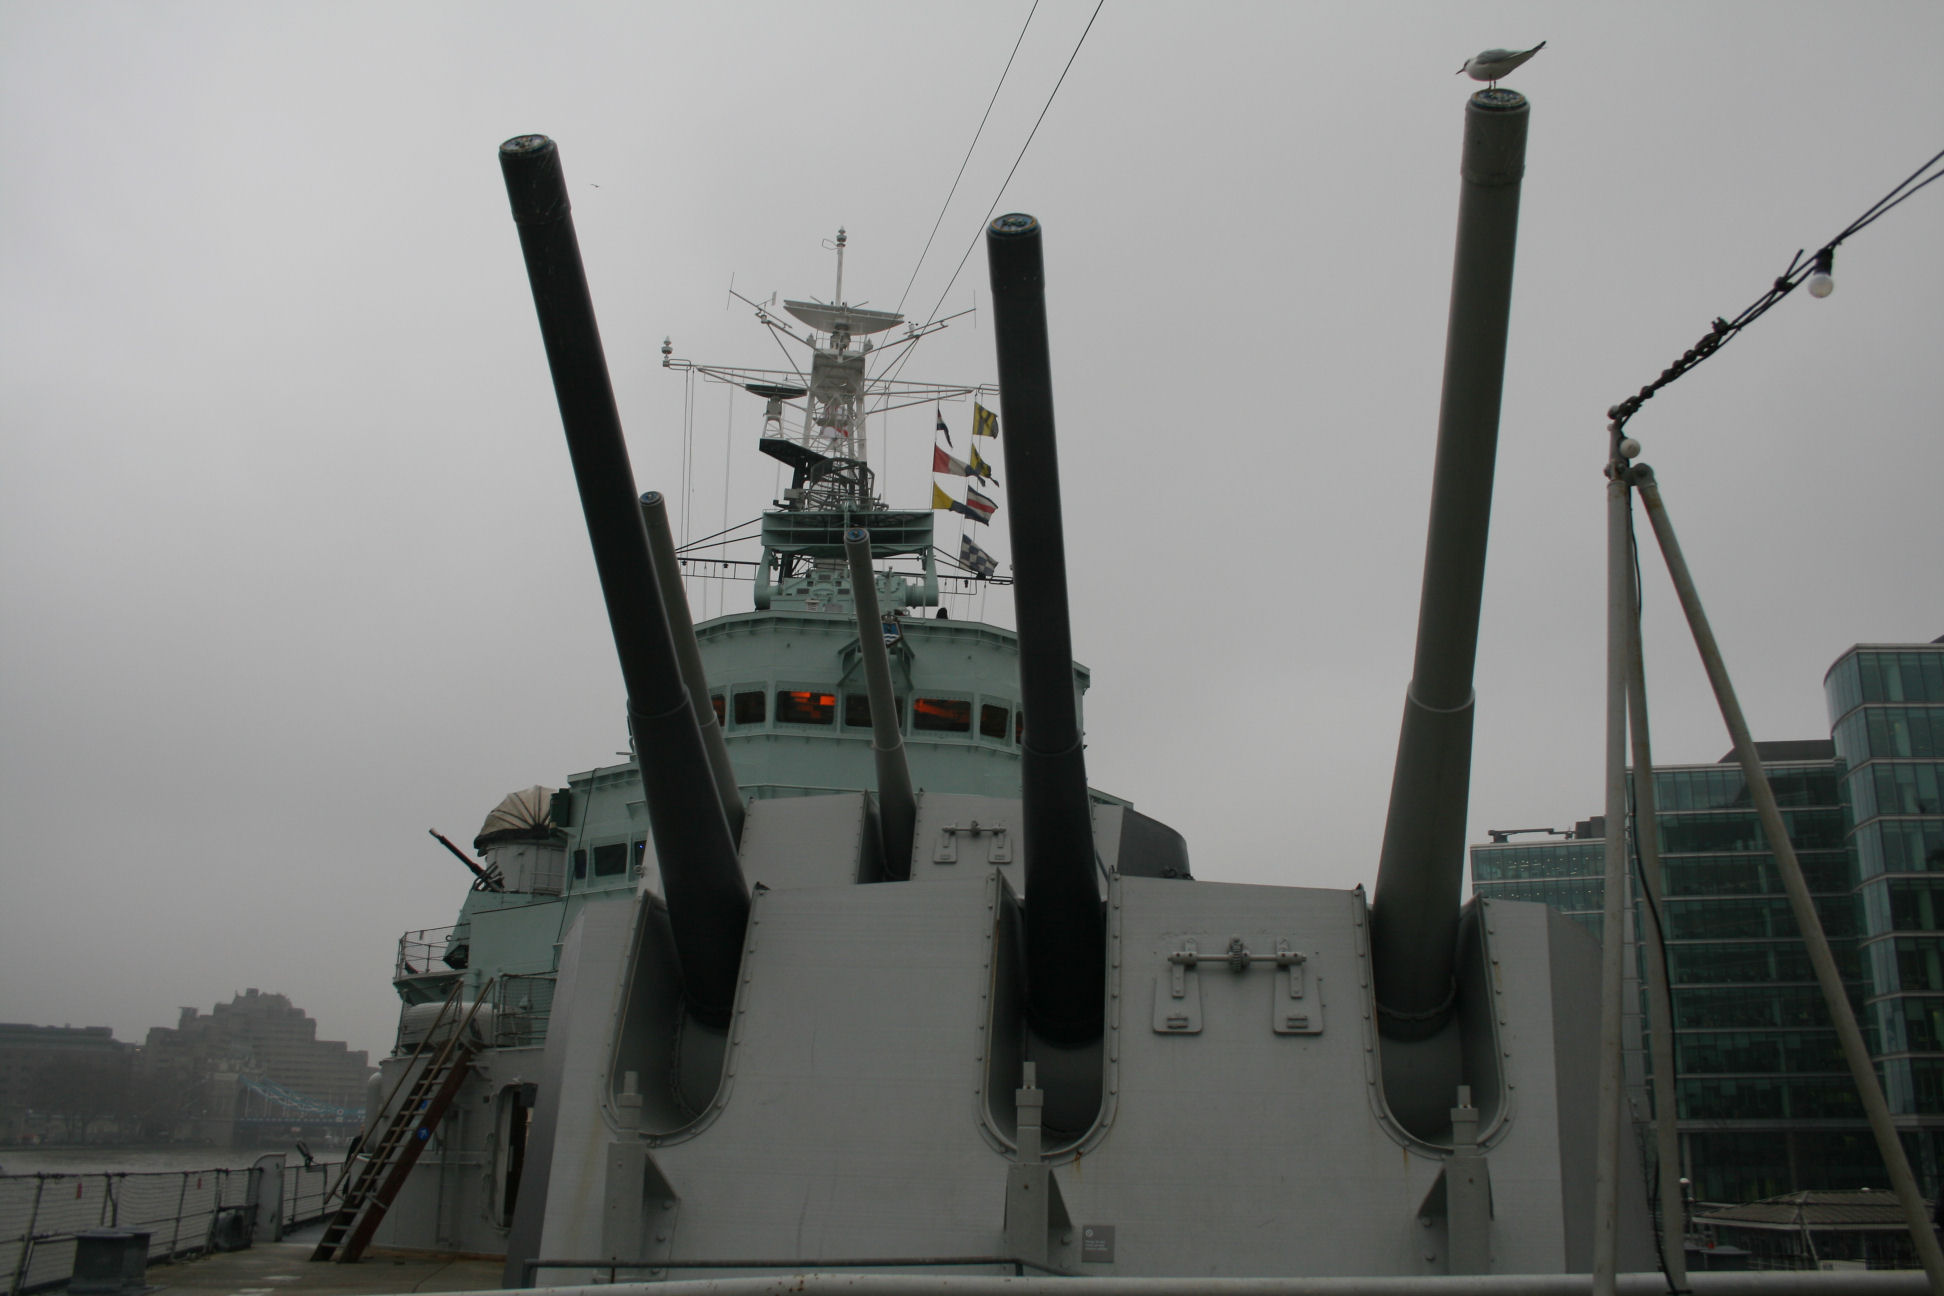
xmin=1609 ymin=146 xmax=1943 ymax=433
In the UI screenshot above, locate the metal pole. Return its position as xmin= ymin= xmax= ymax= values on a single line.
xmin=1622 ymin=539 xmax=1688 ymax=1290
xmin=11 ymin=1175 xmax=45 ymax=1295
xmin=169 ymin=1171 xmax=187 ymax=1258
xmin=1634 ymin=465 xmax=1944 ymax=1292
xmin=1594 ymin=476 xmax=1632 ymax=1295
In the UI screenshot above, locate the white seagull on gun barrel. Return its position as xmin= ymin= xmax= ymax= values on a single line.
xmin=1458 ymin=41 xmax=1546 ymax=87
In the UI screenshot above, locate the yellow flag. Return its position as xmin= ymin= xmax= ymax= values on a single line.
xmin=972 ymin=402 xmax=998 ymax=438
xmin=969 ymin=444 xmax=997 ymax=482
xmin=932 ymin=483 xmax=954 ymax=510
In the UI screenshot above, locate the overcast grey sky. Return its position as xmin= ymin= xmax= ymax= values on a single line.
xmin=3 ymin=3 xmax=1939 ymax=1064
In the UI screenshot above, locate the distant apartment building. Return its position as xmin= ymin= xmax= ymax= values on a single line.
xmin=1469 ymin=637 xmax=1944 ymax=1205
xmin=0 ymin=1023 xmax=134 ymax=1143
xmin=140 ymin=988 xmax=375 ymax=1144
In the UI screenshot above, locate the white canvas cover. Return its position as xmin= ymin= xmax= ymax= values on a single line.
xmin=474 ymin=785 xmax=559 ymax=849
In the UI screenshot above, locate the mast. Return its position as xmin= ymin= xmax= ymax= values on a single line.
xmin=660 ymin=231 xmax=986 ymax=617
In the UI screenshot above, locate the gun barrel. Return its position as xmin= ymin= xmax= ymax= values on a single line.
xmin=498 ymin=134 xmax=749 ymax=1027
xmin=985 ymin=213 xmax=1104 ymax=1046
xmin=641 ymin=491 xmax=746 ymax=844
xmin=842 ymin=528 xmax=917 ymax=880
xmin=1370 ymin=92 xmax=1531 ymax=1038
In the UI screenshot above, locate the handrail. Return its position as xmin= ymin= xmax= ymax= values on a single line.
xmin=520 ymin=1253 xmax=1076 ymax=1285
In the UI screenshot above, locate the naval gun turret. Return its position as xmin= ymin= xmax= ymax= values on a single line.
xmin=470 ymin=91 xmax=1651 ymax=1283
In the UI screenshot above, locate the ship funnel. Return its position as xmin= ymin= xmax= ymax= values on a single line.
xmin=985 ymin=213 xmax=1105 ymax=1046
xmin=498 ymin=134 xmax=750 ymax=1028
xmin=1370 ymin=92 xmax=1530 ymax=1041
xmin=842 ymin=528 xmax=917 ymax=880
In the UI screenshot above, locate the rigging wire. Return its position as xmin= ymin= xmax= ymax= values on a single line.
xmin=1609 ymin=145 xmax=1944 ymax=433
xmin=892 ymin=0 xmax=1041 ymax=320
xmin=674 ymin=515 xmax=764 ymax=554
xmin=877 ymin=0 xmax=1107 ymax=396
xmin=718 ymin=384 xmax=735 ymax=620
xmin=920 ymin=0 xmax=1106 ymax=331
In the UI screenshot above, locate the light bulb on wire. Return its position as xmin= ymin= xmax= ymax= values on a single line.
xmin=1807 ymin=248 xmax=1835 ymax=299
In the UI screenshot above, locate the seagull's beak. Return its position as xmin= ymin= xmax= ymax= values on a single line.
xmin=1455 ymin=65 xmax=1466 ymax=74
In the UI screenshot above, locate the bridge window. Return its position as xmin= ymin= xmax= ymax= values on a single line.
xmin=572 ymin=849 xmax=587 ymax=880
xmin=710 ymin=693 xmax=725 ymax=724
xmin=733 ymin=690 xmax=766 ymax=726
xmin=776 ymin=690 xmax=836 ymax=725
xmin=632 ymin=840 xmax=647 ymax=876
xmin=844 ymin=692 xmax=905 ymax=731
xmin=980 ymin=704 xmax=1009 ymax=740
xmin=592 ymin=843 xmax=627 ymax=877
xmin=914 ymin=697 xmax=972 ymax=734
xmin=1016 ymin=712 xmax=1024 ymax=744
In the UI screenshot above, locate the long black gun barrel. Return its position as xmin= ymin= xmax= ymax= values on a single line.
xmin=985 ymin=214 xmax=1104 ymax=1046
xmin=429 ymin=829 xmax=502 ymax=892
xmin=842 ymin=528 xmax=917 ymax=880
xmin=498 ymin=134 xmax=750 ymax=1027
xmin=641 ymin=490 xmax=746 ymax=845
xmin=1369 ymin=92 xmax=1531 ymax=1039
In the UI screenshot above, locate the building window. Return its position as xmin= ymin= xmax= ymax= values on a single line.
xmin=776 ymin=690 xmax=836 ymax=725
xmin=913 ymin=698 xmax=972 ymax=733
xmin=572 ymin=849 xmax=587 ymax=880
xmin=710 ymin=693 xmax=725 ymax=725
xmin=592 ymin=843 xmax=627 ymax=877
xmin=733 ymin=691 xmax=766 ymax=726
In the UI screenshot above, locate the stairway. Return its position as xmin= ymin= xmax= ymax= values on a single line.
xmin=310 ymin=983 xmax=492 ymax=1263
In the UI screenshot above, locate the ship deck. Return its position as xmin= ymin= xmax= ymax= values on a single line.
xmin=148 ymin=1237 xmax=501 ymax=1296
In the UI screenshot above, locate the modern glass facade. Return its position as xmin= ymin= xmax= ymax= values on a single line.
xmin=1470 ymin=836 xmax=1607 ymax=937
xmin=1648 ymin=755 xmax=1871 ymax=1203
xmin=1826 ymin=642 xmax=1944 ymax=1189
xmin=1469 ymin=634 xmax=1944 ymax=1204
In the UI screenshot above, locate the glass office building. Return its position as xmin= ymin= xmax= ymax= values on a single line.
xmin=1826 ymin=642 xmax=1944 ymax=1188
xmin=1470 ymin=636 xmax=1944 ymax=1205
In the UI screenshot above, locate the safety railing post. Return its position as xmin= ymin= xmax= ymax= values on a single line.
xmin=169 ymin=1172 xmax=188 ymax=1259
xmin=10 ymin=1175 xmax=46 ymax=1296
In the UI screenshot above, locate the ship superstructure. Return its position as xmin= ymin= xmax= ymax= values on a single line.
xmin=331 ymin=89 xmax=1660 ymax=1284
xmin=350 ymin=223 xmax=1174 ymax=1264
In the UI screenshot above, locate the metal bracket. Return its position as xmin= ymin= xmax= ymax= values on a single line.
xmin=1271 ymin=939 xmax=1322 ymax=1036
xmin=1153 ymin=938 xmax=1203 ymax=1033
xmin=933 ymin=820 xmax=1012 ymax=865
xmin=1154 ymin=938 xmax=1321 ymax=1035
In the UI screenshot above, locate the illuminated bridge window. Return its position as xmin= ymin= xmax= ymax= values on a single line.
xmin=777 ymin=690 xmax=836 ymax=725
xmin=710 ymin=693 xmax=725 ymax=724
xmin=914 ymin=698 xmax=972 ymax=733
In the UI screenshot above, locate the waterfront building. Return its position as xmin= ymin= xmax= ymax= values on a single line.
xmin=1826 ymin=641 xmax=1944 ymax=1186
xmin=1470 ymin=636 xmax=1944 ymax=1205
xmin=0 ymin=1024 xmax=133 ymax=1144
xmin=139 ymin=989 xmax=374 ymax=1145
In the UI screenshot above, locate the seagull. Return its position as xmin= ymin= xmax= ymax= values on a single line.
xmin=1458 ymin=41 xmax=1546 ymax=87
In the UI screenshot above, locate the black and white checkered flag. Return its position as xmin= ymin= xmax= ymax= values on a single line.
xmin=959 ymin=534 xmax=999 ymax=579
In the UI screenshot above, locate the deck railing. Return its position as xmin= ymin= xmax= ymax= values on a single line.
xmin=395 ymin=925 xmax=463 ymax=982
xmin=0 ymin=1159 xmax=340 ymax=1295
